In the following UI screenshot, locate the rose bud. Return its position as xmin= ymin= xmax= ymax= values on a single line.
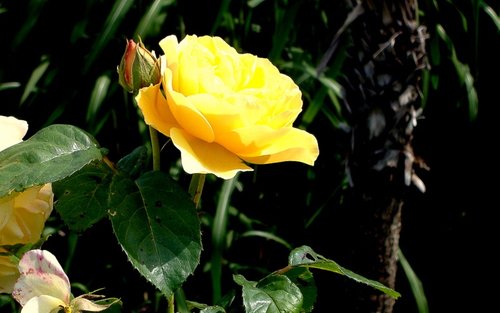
xmin=118 ymin=38 xmax=161 ymax=94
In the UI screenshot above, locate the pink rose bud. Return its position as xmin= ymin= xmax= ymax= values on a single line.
xmin=117 ymin=39 xmax=160 ymax=94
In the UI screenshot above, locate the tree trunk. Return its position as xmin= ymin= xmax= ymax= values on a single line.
xmin=340 ymin=189 xmax=403 ymax=313
xmin=329 ymin=0 xmax=429 ymax=312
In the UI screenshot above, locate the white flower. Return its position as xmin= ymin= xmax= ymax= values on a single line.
xmin=12 ymin=249 xmax=116 ymax=313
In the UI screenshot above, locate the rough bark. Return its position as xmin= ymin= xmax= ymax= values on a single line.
xmin=329 ymin=0 xmax=429 ymax=312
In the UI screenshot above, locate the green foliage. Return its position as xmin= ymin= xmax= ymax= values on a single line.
xmin=110 ymin=170 xmax=202 ymax=298
xmin=231 ymin=245 xmax=399 ymax=313
xmin=1 ymin=0 xmax=495 ymax=312
xmin=200 ymin=306 xmax=226 ymax=313
xmin=435 ymin=24 xmax=478 ymax=120
xmin=87 ymin=74 xmax=112 ymax=136
xmin=282 ymin=268 xmax=316 ymax=313
xmin=418 ymin=0 xmax=496 ymax=121
xmin=0 ymin=124 xmax=202 ymax=303
xmin=0 ymin=122 xmax=396 ymax=310
xmin=53 ymin=161 xmax=115 ymax=232
xmin=288 ymin=246 xmax=401 ymax=299
xmin=399 ymin=250 xmax=428 ymax=313
xmin=84 ymin=0 xmax=135 ymax=74
xmin=234 ymin=274 xmax=303 ymax=313
xmin=0 ymin=124 xmax=103 ymax=197
xmin=0 ymin=294 xmax=17 ymax=312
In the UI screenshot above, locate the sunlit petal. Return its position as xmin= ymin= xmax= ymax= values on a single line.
xmin=148 ymin=35 xmax=320 ymax=178
xmin=223 ymin=126 xmax=319 ymax=165
xmin=170 ymin=128 xmax=252 ymax=179
xmin=163 ymin=68 xmax=215 ymax=142
xmin=136 ymin=83 xmax=179 ymax=137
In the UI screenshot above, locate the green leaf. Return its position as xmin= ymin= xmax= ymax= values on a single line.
xmin=200 ymin=306 xmax=226 ymax=313
xmin=133 ymin=0 xmax=174 ymax=40
xmin=87 ymin=74 xmax=111 ymax=134
xmin=482 ymin=3 xmax=500 ymax=32
xmin=11 ymin=0 xmax=47 ymax=49
xmin=240 ymin=230 xmax=292 ymax=250
xmin=110 ymin=171 xmax=202 ymax=298
xmin=0 ymin=82 xmax=21 ymax=92
xmin=20 ymin=55 xmax=50 ymax=105
xmin=464 ymin=69 xmax=478 ymax=121
xmin=300 ymin=86 xmax=327 ymax=129
xmin=268 ymin=2 xmax=300 ymax=63
xmin=116 ymin=145 xmax=150 ymax=179
xmin=83 ymin=0 xmax=134 ymax=73
xmin=302 ymin=62 xmax=344 ymax=98
xmin=283 ymin=267 xmax=316 ymax=313
xmin=53 ymin=161 xmax=114 ymax=232
xmin=247 ymin=0 xmax=266 ymax=8
xmin=234 ymin=274 xmax=303 ymax=313
xmin=435 ymin=24 xmax=478 ymax=121
xmin=185 ymin=300 xmax=227 ymax=312
xmin=399 ymin=250 xmax=428 ymax=313
xmin=0 ymin=124 xmax=103 ymax=197
xmin=288 ymin=246 xmax=401 ymax=299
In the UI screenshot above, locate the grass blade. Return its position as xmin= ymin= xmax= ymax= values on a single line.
xmin=399 ymin=249 xmax=429 ymax=313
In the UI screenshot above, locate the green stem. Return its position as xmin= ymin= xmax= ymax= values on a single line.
xmin=211 ymin=173 xmax=239 ymax=303
xmin=188 ymin=173 xmax=206 ymax=208
xmin=175 ymin=288 xmax=189 ymax=313
xmin=149 ymin=126 xmax=161 ymax=171
xmin=63 ymin=233 xmax=79 ymax=274
xmin=167 ymin=294 xmax=174 ymax=313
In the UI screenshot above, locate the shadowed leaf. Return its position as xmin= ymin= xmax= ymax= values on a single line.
xmin=234 ymin=274 xmax=303 ymax=313
xmin=288 ymin=246 xmax=401 ymax=299
xmin=110 ymin=171 xmax=201 ymax=297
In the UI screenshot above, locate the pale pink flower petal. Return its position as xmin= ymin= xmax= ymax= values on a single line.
xmin=12 ymin=250 xmax=70 ymax=306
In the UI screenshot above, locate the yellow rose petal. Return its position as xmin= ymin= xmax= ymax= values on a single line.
xmin=0 ymin=185 xmax=53 ymax=245
xmin=170 ymin=128 xmax=252 ymax=179
xmin=0 ymin=254 xmax=19 ymax=293
xmin=14 ymin=185 xmax=53 ymax=215
xmin=187 ymin=94 xmax=246 ymax=136
xmin=136 ymin=83 xmax=179 ymax=137
xmin=0 ymin=194 xmax=15 ymax=230
xmin=152 ymin=35 xmax=320 ymax=176
xmin=21 ymin=295 xmax=66 ymax=313
xmin=164 ymin=69 xmax=215 ymax=142
xmin=159 ymin=36 xmax=180 ymax=91
xmin=225 ymin=126 xmax=319 ymax=166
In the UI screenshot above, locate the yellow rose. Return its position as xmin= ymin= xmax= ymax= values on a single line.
xmin=136 ymin=35 xmax=319 ymax=179
xmin=0 ymin=255 xmax=18 ymax=295
xmin=0 ymin=116 xmax=54 ymax=294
